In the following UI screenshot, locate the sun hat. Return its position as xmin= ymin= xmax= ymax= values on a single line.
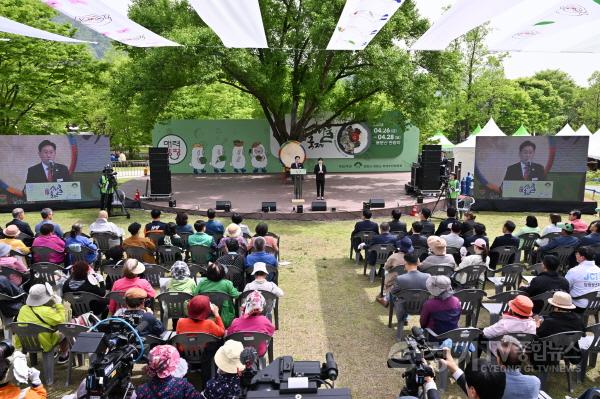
xmin=26 ymin=283 xmax=55 ymax=306
xmin=125 ymin=287 xmax=148 ymax=299
xmin=473 ymin=238 xmax=487 ymax=248
xmin=242 ymin=290 xmax=266 ymax=317
xmin=427 ymin=236 xmax=446 ymax=256
xmin=2 ymin=225 xmax=19 ymax=238
xmin=558 ymin=222 xmax=574 ymax=233
xmin=187 ymin=295 xmax=211 ymax=320
xmin=398 ymin=236 xmax=414 ymax=254
xmin=426 ymin=275 xmax=453 ymax=299
xmin=0 ymin=243 xmax=10 ymax=258
xmin=170 ymin=261 xmax=191 ymax=280
xmin=214 ymin=340 xmax=244 ymax=374
xmin=507 ymin=295 xmax=534 ymax=317
xmin=224 ymin=223 xmax=241 ymax=238
xmin=251 ymin=262 xmax=268 ymax=275
xmin=145 ymin=345 xmax=180 ymax=379
xmin=123 ymin=258 xmax=145 ymax=275
xmin=547 ymin=291 xmax=576 ymax=310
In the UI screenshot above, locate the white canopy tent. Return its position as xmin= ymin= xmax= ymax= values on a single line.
xmin=589 ymin=133 xmax=600 ymax=159
xmin=575 ymin=124 xmax=593 ymax=136
xmin=453 ymin=118 xmax=506 ymax=175
xmin=555 ymin=123 xmax=576 ymax=136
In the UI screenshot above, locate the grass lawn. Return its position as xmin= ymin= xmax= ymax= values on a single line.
xmin=1 ymin=207 xmax=598 ymax=398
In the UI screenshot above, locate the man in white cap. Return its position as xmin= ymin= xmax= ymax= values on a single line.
xmin=201 ymin=340 xmax=243 ymax=398
xmin=243 ymin=262 xmax=284 ymax=297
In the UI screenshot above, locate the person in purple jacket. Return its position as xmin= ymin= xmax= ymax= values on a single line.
xmin=420 ymin=275 xmax=461 ymax=335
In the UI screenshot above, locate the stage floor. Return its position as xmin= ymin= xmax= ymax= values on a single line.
xmin=122 ymin=172 xmax=441 ymax=220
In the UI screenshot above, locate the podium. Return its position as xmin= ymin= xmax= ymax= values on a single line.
xmin=290 ymin=168 xmax=306 ymax=199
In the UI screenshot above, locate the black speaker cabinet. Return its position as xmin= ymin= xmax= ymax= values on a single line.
xmin=149 ymin=147 xmax=171 ymax=195
xmin=261 ymin=201 xmax=277 ymax=212
xmin=311 ymin=201 xmax=327 ymax=211
xmin=216 ymin=200 xmax=231 ymax=212
xmin=369 ymin=199 xmax=385 ymax=208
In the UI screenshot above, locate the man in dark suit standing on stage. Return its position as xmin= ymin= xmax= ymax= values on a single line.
xmin=503 ymin=140 xmax=546 ymax=181
xmin=25 ymin=140 xmax=71 ymax=184
xmin=290 ymin=155 xmax=304 ymax=199
xmin=313 ymin=158 xmax=326 ymax=200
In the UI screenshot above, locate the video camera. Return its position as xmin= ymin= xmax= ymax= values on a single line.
xmin=103 ymin=164 xmax=117 ymax=177
xmin=388 ymin=327 xmax=445 ymax=398
xmin=71 ymin=319 xmax=142 ymax=399
xmin=241 ymin=351 xmax=351 ymax=399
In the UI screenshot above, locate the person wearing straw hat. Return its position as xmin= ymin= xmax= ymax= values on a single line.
xmin=218 ymin=224 xmax=247 ymax=250
xmin=536 ymin=291 xmax=585 ymax=339
xmin=108 ymin=258 xmax=155 ymax=314
xmin=420 ymin=236 xmax=456 ymax=268
xmin=483 ymin=295 xmax=536 ymax=355
xmin=243 ymin=262 xmax=284 ymax=297
xmin=200 ymin=340 xmax=243 ymax=399
xmin=420 ymin=276 xmax=461 ymax=335
xmin=0 ymin=225 xmax=30 ymax=255
xmin=226 ymin=290 xmax=275 ymax=357
xmin=135 ymin=345 xmax=201 ymax=399
xmin=0 ymin=243 xmax=27 ymax=286
xmin=114 ymin=287 xmax=164 ymax=338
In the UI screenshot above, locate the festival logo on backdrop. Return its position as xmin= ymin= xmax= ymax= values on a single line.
xmin=158 ymin=134 xmax=187 ymax=164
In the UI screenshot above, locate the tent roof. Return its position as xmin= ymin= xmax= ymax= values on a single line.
xmin=472 ymin=124 xmax=482 ymax=135
xmin=427 ymin=132 xmax=454 ymax=149
xmin=556 ymin=124 xmax=576 ymax=136
xmin=513 ymin=125 xmax=530 ymax=136
xmin=589 ymin=133 xmax=600 ymax=159
xmin=456 ymin=118 xmax=505 ymax=148
xmin=575 ymin=125 xmax=593 ymax=136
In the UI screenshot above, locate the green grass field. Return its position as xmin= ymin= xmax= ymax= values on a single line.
xmin=1 ymin=208 xmax=598 ymax=398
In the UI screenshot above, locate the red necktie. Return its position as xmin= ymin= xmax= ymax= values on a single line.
xmin=47 ymin=166 xmax=53 ymax=182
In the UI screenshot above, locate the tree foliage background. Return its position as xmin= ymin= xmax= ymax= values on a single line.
xmin=2 ymin=0 xmax=600 ymax=150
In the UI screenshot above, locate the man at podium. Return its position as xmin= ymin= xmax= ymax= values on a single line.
xmin=290 ymin=155 xmax=304 ymax=199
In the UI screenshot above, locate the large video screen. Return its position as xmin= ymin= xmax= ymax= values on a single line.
xmin=474 ymin=136 xmax=588 ymax=202
xmin=0 ymin=135 xmax=110 ymax=207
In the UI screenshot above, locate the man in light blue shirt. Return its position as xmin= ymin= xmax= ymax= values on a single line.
xmin=34 ymin=208 xmax=64 ymax=238
xmin=245 ymin=237 xmax=277 ymax=269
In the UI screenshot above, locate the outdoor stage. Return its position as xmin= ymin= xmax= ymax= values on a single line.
xmin=121 ymin=172 xmax=443 ymax=221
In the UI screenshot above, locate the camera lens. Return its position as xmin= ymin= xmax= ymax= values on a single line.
xmin=0 ymin=341 xmax=15 ymax=359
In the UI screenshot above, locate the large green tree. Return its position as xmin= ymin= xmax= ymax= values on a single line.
xmin=579 ymin=71 xmax=600 ymax=132
xmin=0 ymin=0 xmax=102 ymax=134
xmin=113 ymin=0 xmax=459 ymax=144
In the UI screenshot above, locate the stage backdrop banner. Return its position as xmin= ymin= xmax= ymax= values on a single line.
xmin=0 ymin=135 xmax=110 ymax=207
xmin=152 ymin=114 xmax=419 ymax=174
xmin=474 ymin=136 xmax=588 ymax=202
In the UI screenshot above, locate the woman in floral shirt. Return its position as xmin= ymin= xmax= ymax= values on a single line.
xmin=201 ymin=340 xmax=243 ymax=399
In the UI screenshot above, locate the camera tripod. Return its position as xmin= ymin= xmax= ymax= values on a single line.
xmin=430 ymin=177 xmax=451 ymax=215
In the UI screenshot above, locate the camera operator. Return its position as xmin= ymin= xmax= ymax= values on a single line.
xmin=200 ymin=340 xmax=244 ymax=399
xmin=398 ymin=375 xmax=441 ymax=399
xmin=0 ymin=344 xmax=46 ymax=399
xmin=98 ymin=165 xmax=117 ymax=216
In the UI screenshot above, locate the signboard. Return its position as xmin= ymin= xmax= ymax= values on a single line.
xmin=25 ymin=181 xmax=82 ymax=202
xmin=289 ymin=169 xmax=307 ymax=175
xmin=502 ymin=181 xmax=554 ymax=199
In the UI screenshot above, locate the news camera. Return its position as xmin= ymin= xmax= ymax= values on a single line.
xmin=240 ymin=350 xmax=351 ymax=399
xmin=388 ymin=327 xmax=445 ymax=398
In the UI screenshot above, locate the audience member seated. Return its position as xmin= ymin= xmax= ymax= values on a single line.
xmin=420 ymin=275 xmax=461 ymax=335
xmin=418 ymin=208 xmax=435 ymax=236
xmin=31 ymin=223 xmax=65 ymax=265
xmin=200 ymin=341 xmax=243 ymax=399
xmin=231 ymin=212 xmax=251 ymax=237
xmin=174 ymin=212 xmax=194 ymax=234
xmin=216 ymin=239 xmax=245 ymax=271
xmin=461 ymin=211 xmax=476 ymax=237
xmin=65 ymin=223 xmax=98 ymax=265
xmin=387 ymin=253 xmax=430 ymax=315
xmin=89 ymin=210 xmax=123 ymax=247
xmin=579 ymin=220 xmax=600 ymax=247
xmin=227 ymin=290 xmax=275 ymax=357
xmin=188 ymin=220 xmax=218 ymax=260
xmin=16 ymin=283 xmax=68 ymax=363
xmin=536 ymin=291 xmax=585 ymax=341
xmin=0 ymin=243 xmax=27 ymax=287
xmin=205 ymin=208 xmax=225 ymax=237
xmin=122 ymin=222 xmax=156 ymax=264
xmin=109 ymin=259 xmax=156 ymax=314
xmin=243 ymin=262 xmax=284 ymax=297
xmin=421 ymin=236 xmax=456 ymax=268
xmin=388 ymin=209 xmax=407 ymax=234
xmin=379 ymin=238 xmax=414 ymax=305
xmin=441 ymin=221 xmax=464 ymax=249
xmin=101 ymin=245 xmax=125 ymax=290
xmin=489 ymin=220 xmax=519 ymax=269
xmin=464 ymin=223 xmax=488 ymax=248
xmin=495 ymin=336 xmax=540 ymax=399
xmin=434 ymin=207 xmax=458 ymax=236
xmin=34 ymin=208 xmax=64 ymax=238
xmin=0 ymin=225 xmax=30 ymax=255
xmin=0 ymin=275 xmax=24 ymax=319
xmin=176 ymin=295 xmax=225 ymax=337
xmin=482 ymin=295 xmax=536 ymax=354
xmin=441 ymin=355 xmax=506 ymax=399
xmin=193 ymin=263 xmax=240 ymax=327
xmin=519 ymin=255 xmax=569 ymax=314
xmin=158 ymin=222 xmax=184 ymax=249
xmin=538 ymin=222 xmax=579 ymax=258
xmin=5 ymin=208 xmax=35 ymax=244
xmin=62 ymin=261 xmax=107 ymax=316
xmin=245 ymin=237 xmax=278 ymax=270
xmin=114 ymin=287 xmax=164 ymax=337
xmin=167 ymin=261 xmax=196 ymax=294
xmin=568 ymin=209 xmax=588 ymax=234
xmin=513 ymin=215 xmax=540 ymax=249
xmin=145 ymin=209 xmax=167 ymax=234
xmin=360 ymin=222 xmax=398 ymax=266
xmin=535 ymin=213 xmax=562 ymax=247
xmin=454 ymin=238 xmax=489 ymax=285
xmin=218 ymin=224 xmax=247 ymax=250
xmin=350 ymin=209 xmax=379 ymax=251
xmin=566 ymin=246 xmax=600 ymax=313
xmin=135 ymin=345 xmax=201 ymax=399
xmin=247 ymin=222 xmax=279 ymax=252
xmin=407 ymin=222 xmax=428 ymax=249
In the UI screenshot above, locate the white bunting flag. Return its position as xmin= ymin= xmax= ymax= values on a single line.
xmin=0 ymin=16 xmax=93 ymax=43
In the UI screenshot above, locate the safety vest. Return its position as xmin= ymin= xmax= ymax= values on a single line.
xmin=98 ymin=175 xmax=115 ymax=194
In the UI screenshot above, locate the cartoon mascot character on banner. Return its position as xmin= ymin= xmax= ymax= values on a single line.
xmin=231 ymin=140 xmax=247 ymax=173
xmin=210 ymin=144 xmax=227 ymax=173
xmin=189 ymin=144 xmax=207 ymax=174
xmin=250 ymin=142 xmax=268 ymax=173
